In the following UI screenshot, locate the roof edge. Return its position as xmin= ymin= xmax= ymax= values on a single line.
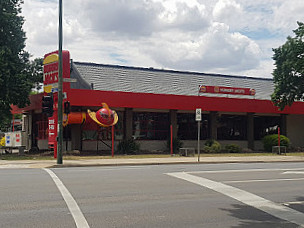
xmin=73 ymin=61 xmax=273 ymax=81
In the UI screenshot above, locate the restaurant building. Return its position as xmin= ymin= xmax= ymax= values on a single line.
xmin=13 ymin=51 xmax=304 ymax=153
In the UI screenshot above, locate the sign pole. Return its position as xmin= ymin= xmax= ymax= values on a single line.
xmin=195 ymin=108 xmax=202 ymax=162
xmin=57 ymin=0 xmax=63 ymax=164
xmin=278 ymin=127 xmax=281 ymax=155
xmin=112 ymin=125 xmax=114 ymax=157
xmin=197 ymin=121 xmax=200 ymax=162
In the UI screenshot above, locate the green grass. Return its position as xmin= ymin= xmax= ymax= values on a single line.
xmin=1 ymin=152 xmax=304 ymax=160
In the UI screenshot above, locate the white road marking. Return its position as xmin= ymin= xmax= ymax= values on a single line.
xmin=223 ymin=177 xmax=304 ymax=184
xmin=167 ymin=172 xmax=304 ymax=227
xmin=284 ymin=201 xmax=304 ymax=206
xmin=188 ymin=167 xmax=304 ymax=174
xmin=43 ymin=168 xmax=90 ymax=228
xmin=283 ymin=171 xmax=304 ymax=175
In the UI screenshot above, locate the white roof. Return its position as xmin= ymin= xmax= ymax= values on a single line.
xmin=73 ymin=62 xmax=274 ymax=100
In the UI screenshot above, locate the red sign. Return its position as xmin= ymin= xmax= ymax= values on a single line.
xmin=43 ymin=50 xmax=71 ymax=158
xmin=48 ymin=117 xmax=57 ymax=143
xmin=15 ymin=133 xmax=20 ymax=143
xmin=199 ymin=85 xmax=255 ymax=96
xmin=43 ymin=62 xmax=58 ymax=85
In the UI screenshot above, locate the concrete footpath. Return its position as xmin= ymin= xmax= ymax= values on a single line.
xmin=0 ymin=155 xmax=304 ymax=169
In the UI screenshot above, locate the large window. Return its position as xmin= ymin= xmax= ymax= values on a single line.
xmin=133 ymin=112 xmax=169 ymax=140
xmin=254 ymin=116 xmax=280 ymax=140
xmin=217 ymin=115 xmax=247 ymax=140
xmin=177 ymin=113 xmax=209 ymax=140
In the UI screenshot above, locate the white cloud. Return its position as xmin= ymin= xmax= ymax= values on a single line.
xmin=213 ymin=0 xmax=242 ymax=26
xmin=21 ymin=0 xmax=304 ymax=78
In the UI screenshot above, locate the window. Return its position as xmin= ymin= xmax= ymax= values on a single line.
xmin=177 ymin=113 xmax=209 ymax=140
xmin=133 ymin=112 xmax=169 ymax=140
xmin=254 ymin=116 xmax=280 ymax=140
xmin=217 ymin=115 xmax=247 ymax=140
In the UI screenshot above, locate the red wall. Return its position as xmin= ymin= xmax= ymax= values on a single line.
xmin=68 ymin=89 xmax=304 ymax=115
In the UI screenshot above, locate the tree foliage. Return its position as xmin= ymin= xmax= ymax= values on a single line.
xmin=271 ymin=21 xmax=304 ymax=110
xmin=0 ymin=0 xmax=43 ymax=124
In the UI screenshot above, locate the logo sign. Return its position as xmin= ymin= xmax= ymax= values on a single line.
xmin=199 ymin=85 xmax=256 ymax=96
xmin=196 ymin=108 xmax=202 ymax=121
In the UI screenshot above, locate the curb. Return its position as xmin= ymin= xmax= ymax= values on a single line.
xmin=47 ymin=159 xmax=304 ymax=169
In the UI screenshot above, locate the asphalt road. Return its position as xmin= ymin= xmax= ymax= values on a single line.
xmin=1 ymin=162 xmax=304 ymax=228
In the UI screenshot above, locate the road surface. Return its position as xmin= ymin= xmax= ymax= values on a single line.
xmin=1 ymin=162 xmax=304 ymax=227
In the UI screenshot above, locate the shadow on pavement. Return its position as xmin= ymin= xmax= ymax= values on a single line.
xmin=220 ymin=203 xmax=298 ymax=228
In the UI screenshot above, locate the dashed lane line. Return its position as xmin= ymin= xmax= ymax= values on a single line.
xmin=43 ymin=168 xmax=90 ymax=228
xmin=167 ymin=172 xmax=304 ymax=227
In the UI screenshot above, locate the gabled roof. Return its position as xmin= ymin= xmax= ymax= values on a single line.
xmin=73 ymin=62 xmax=274 ymax=100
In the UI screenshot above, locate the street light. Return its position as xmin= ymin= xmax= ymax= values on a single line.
xmin=57 ymin=0 xmax=63 ymax=164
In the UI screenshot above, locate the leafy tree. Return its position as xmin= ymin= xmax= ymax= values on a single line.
xmin=271 ymin=21 xmax=304 ymax=110
xmin=0 ymin=0 xmax=43 ymax=124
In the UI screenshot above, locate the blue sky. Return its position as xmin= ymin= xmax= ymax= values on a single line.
xmin=22 ymin=0 xmax=304 ymax=78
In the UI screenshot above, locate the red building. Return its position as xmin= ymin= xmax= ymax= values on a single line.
xmin=13 ymin=51 xmax=304 ymax=153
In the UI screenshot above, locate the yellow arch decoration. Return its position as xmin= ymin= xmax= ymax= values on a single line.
xmin=43 ymin=53 xmax=59 ymax=65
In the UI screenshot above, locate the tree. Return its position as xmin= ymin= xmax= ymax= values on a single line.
xmin=271 ymin=21 xmax=304 ymax=110
xmin=0 ymin=0 xmax=43 ymax=124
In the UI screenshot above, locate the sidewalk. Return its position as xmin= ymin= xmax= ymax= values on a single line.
xmin=1 ymin=155 xmax=304 ymax=169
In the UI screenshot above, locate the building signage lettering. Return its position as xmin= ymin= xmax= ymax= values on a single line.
xmin=199 ymin=85 xmax=255 ymax=96
xmin=43 ymin=63 xmax=58 ymax=85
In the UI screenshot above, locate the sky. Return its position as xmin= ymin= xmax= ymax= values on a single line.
xmin=21 ymin=0 xmax=304 ymax=78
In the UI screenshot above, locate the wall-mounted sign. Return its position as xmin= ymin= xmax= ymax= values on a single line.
xmin=199 ymin=85 xmax=255 ymax=96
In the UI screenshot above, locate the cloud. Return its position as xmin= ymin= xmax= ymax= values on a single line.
xmin=213 ymin=0 xmax=242 ymax=27
xmin=21 ymin=0 xmax=304 ymax=78
xmin=78 ymin=0 xmax=161 ymax=37
xmin=145 ymin=22 xmax=261 ymax=73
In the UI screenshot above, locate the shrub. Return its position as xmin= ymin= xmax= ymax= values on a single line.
xmin=117 ymin=138 xmax=140 ymax=155
xmin=166 ymin=137 xmax=183 ymax=154
xmin=262 ymin=134 xmax=290 ymax=152
xmin=224 ymin=144 xmax=241 ymax=153
xmin=203 ymin=139 xmax=221 ymax=153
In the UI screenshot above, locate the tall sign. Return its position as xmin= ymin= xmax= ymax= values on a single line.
xmin=43 ymin=51 xmax=70 ymax=158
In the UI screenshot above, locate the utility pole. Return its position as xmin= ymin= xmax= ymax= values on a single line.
xmin=57 ymin=0 xmax=63 ymax=164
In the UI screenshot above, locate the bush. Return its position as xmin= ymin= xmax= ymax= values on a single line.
xmin=203 ymin=139 xmax=221 ymax=153
xmin=262 ymin=134 xmax=290 ymax=152
xmin=224 ymin=144 xmax=241 ymax=153
xmin=117 ymin=138 xmax=140 ymax=155
xmin=167 ymin=137 xmax=183 ymax=154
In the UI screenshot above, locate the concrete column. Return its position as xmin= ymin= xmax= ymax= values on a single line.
xmin=280 ymin=114 xmax=287 ymax=136
xmin=169 ymin=110 xmax=177 ymax=138
xmin=71 ymin=124 xmax=81 ymax=150
xmin=209 ymin=111 xmax=217 ymax=140
xmin=247 ymin=113 xmax=254 ymax=150
xmin=124 ymin=108 xmax=133 ymax=139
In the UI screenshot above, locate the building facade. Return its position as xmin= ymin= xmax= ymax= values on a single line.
xmin=13 ymin=51 xmax=304 ymax=153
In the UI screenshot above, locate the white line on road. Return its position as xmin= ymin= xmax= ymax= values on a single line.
xmin=284 ymin=201 xmax=304 ymax=206
xmin=283 ymin=171 xmax=304 ymax=175
xmin=167 ymin=172 xmax=304 ymax=227
xmin=223 ymin=177 xmax=304 ymax=184
xmin=43 ymin=168 xmax=90 ymax=228
xmin=188 ymin=167 xmax=304 ymax=174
